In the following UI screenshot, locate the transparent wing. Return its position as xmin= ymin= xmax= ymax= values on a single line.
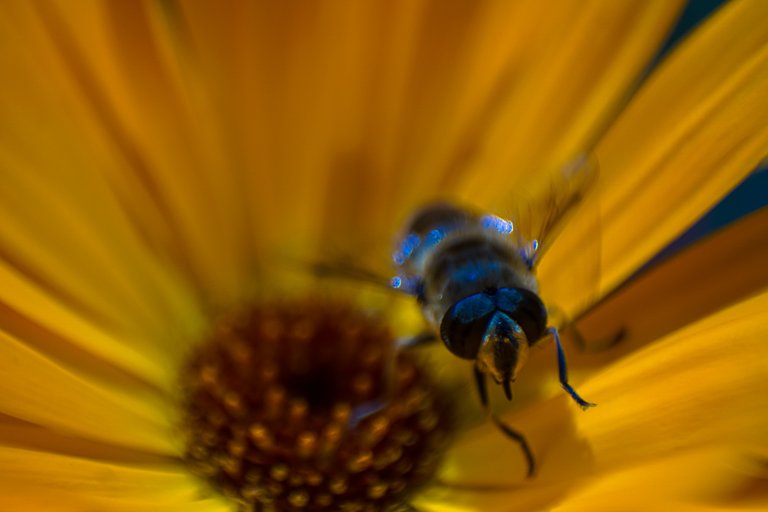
xmin=508 ymin=154 xmax=599 ymax=268
xmin=308 ymin=258 xmax=397 ymax=291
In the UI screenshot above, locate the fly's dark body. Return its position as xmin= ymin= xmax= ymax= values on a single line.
xmin=392 ymin=203 xmax=548 ymax=388
xmin=315 ymin=157 xmax=601 ymax=477
xmin=389 ymin=189 xmax=597 ymax=477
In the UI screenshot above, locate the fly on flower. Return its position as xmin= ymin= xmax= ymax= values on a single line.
xmin=388 ymin=155 xmax=599 ymax=477
xmin=313 ymin=155 xmax=600 ymax=478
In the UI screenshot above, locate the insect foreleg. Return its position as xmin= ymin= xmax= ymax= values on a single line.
xmin=549 ymin=326 xmax=596 ymax=410
xmin=396 ymin=332 xmax=437 ymax=350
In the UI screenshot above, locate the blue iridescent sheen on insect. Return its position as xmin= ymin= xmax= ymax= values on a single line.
xmin=449 ymin=259 xmax=505 ymax=289
xmin=394 ymin=226 xmax=451 ymax=269
xmin=480 ymin=214 xmax=514 ymax=235
xmin=393 ymin=233 xmax=420 ymax=265
xmin=389 ymin=275 xmax=421 ymax=295
xmin=425 ymin=228 xmax=445 ymax=245
xmin=519 ymin=239 xmax=540 ymax=269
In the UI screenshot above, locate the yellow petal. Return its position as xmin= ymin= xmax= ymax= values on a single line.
xmin=454 ymin=0 xmax=684 ymax=203
xmin=0 ymin=415 xmax=171 ymax=466
xmin=0 ymin=260 xmax=191 ymax=390
xmin=173 ymin=1 xmax=683 ymax=253
xmin=574 ymin=206 xmax=768 ymax=366
xmin=0 ymin=446 xmax=228 ymax=512
xmin=0 ymin=330 xmax=174 ymax=454
xmin=578 ymin=289 xmax=768 ymax=471
xmin=0 ymin=153 xmax=205 ymax=384
xmin=418 ymin=480 xmax=561 ymax=512
xmin=0 ymin=0 xmax=253 ymax=306
xmin=433 ymin=206 xmax=768 ymax=447
xmin=437 ymin=288 xmax=768 ymax=510
xmin=0 ymin=3 xmax=211 ymax=379
xmin=544 ymin=0 xmax=768 ymax=313
xmin=171 ymin=0 xmax=402 ymax=250
xmin=554 ymin=447 xmax=768 ymax=512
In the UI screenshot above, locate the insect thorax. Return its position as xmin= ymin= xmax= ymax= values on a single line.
xmin=420 ymin=229 xmax=538 ymax=327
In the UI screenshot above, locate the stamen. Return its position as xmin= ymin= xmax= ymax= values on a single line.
xmin=179 ymin=299 xmax=452 ymax=511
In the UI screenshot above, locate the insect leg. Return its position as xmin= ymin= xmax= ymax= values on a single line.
xmin=347 ymin=400 xmax=387 ymax=427
xmin=347 ymin=351 xmax=395 ymax=427
xmin=490 ymin=416 xmax=536 ymax=479
xmin=549 ymin=326 xmax=596 ymax=410
xmin=308 ymin=260 xmax=393 ymax=289
xmin=473 ymin=366 xmax=536 ymax=478
xmin=473 ymin=364 xmax=490 ymax=407
xmin=348 ymin=333 xmax=435 ymax=427
xmin=396 ymin=332 xmax=437 ymax=349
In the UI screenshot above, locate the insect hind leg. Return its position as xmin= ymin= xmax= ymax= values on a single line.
xmin=473 ymin=367 xmax=536 ymax=478
xmin=549 ymin=326 xmax=596 ymax=410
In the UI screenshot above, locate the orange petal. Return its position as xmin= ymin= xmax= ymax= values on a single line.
xmin=0 ymin=330 xmax=174 ymax=454
xmin=457 ymin=1 xmax=684 ymax=204
xmin=0 ymin=2 xmax=212 ymax=381
xmin=544 ymin=0 xmax=768 ymax=314
xmin=578 ymin=289 xmax=768 ymax=472
xmin=0 ymin=0 xmax=254 ymax=306
xmin=0 ymin=415 xmax=173 ymax=466
xmin=0 ymin=446 xmax=228 ymax=512
xmin=175 ymin=1 xmax=683 ymax=252
xmin=573 ymin=206 xmax=768 ymax=367
xmin=438 ymin=289 xmax=768 ymax=510
xmin=554 ymin=447 xmax=768 ymax=511
xmin=0 ymin=259 xmax=199 ymax=390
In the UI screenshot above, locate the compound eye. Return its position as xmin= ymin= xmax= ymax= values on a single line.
xmin=495 ymin=287 xmax=548 ymax=343
xmin=440 ymin=293 xmax=495 ymax=359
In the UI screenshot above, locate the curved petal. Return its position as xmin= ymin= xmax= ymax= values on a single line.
xmin=576 ymin=289 xmax=768 ymax=473
xmin=173 ymin=0 xmax=683 ymax=252
xmin=574 ymin=206 xmax=768 ymax=364
xmin=0 ymin=415 xmax=173 ymax=466
xmin=0 ymin=2 xmax=209 ymax=380
xmin=417 ymin=481 xmax=561 ymax=512
xmin=435 ymin=288 xmax=768 ymax=510
xmin=0 ymin=446 xmax=229 ymax=512
xmin=0 ymin=0 xmax=254 ymax=311
xmin=554 ymin=447 xmax=768 ymax=512
xmin=456 ymin=1 xmax=684 ymax=204
xmin=0 ymin=494 xmax=228 ymax=512
xmin=0 ymin=330 xmax=175 ymax=454
xmin=544 ymin=0 xmax=768 ymax=314
xmin=0 ymin=260 xmax=195 ymax=390
xmin=440 ymin=206 xmax=768 ymax=436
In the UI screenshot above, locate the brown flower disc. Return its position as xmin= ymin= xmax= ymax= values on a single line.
xmin=179 ymin=299 xmax=453 ymax=511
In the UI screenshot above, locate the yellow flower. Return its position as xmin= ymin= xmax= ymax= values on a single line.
xmin=1 ymin=1 xmax=767 ymax=511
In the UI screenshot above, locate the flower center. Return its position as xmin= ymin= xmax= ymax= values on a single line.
xmin=179 ymin=299 xmax=452 ymax=511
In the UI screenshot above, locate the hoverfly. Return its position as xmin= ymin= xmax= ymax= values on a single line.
xmin=313 ymin=155 xmax=599 ymax=478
